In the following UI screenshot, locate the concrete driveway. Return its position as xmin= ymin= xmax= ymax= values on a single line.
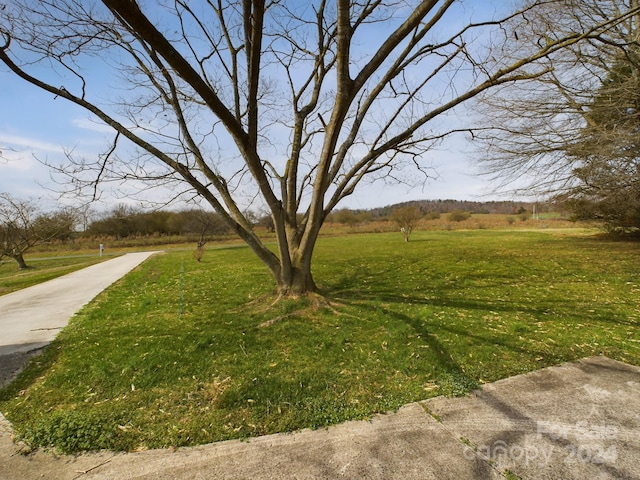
xmin=0 ymin=252 xmax=158 ymax=385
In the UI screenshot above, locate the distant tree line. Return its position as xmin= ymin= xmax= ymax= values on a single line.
xmin=371 ymin=200 xmax=546 ymax=217
xmin=0 ymin=193 xmax=574 ymax=270
xmin=88 ymin=200 xmax=549 ymax=236
xmin=86 ymin=205 xmax=231 ymax=238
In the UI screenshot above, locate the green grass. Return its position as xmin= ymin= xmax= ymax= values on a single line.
xmin=0 ymin=255 xmax=112 ymax=296
xmin=1 ymin=230 xmax=639 ymax=453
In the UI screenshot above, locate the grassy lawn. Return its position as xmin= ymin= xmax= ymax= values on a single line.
xmin=0 ymin=255 xmax=112 ymax=296
xmin=1 ymin=230 xmax=638 ymax=453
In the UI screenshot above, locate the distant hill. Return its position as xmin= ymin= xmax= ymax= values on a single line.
xmin=367 ymin=199 xmax=541 ymax=218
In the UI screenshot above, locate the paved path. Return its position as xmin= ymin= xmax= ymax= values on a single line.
xmin=1 ymin=356 xmax=638 ymax=479
xmin=0 ymin=252 xmax=158 ymax=383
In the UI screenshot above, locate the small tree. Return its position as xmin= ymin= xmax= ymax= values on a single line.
xmin=390 ymin=206 xmax=422 ymax=242
xmin=0 ymin=194 xmax=71 ymax=269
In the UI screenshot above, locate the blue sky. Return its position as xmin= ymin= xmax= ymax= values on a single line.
xmin=0 ymin=71 xmax=497 ymax=211
xmin=0 ymin=1 xmax=511 ymax=212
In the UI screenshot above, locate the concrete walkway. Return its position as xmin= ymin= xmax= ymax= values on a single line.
xmin=0 ymin=252 xmax=159 ymax=384
xmin=1 ymin=356 xmax=638 ymax=479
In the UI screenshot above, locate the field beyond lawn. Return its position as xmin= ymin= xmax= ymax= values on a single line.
xmin=1 ymin=230 xmax=639 ymax=453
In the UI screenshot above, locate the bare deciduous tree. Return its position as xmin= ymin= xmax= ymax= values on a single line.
xmin=0 ymin=194 xmax=39 ymax=269
xmin=474 ymin=0 xmax=640 ymax=233
xmin=0 ymin=194 xmax=76 ymax=268
xmin=1 ymin=1 xmax=634 ymax=295
xmin=390 ymin=205 xmax=422 ymax=241
xmin=564 ymin=51 xmax=640 ymax=232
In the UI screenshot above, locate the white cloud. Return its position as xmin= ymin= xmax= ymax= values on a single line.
xmin=0 ymin=155 xmax=53 ymax=198
xmin=0 ymin=149 xmax=39 ymax=172
xmin=72 ymin=117 xmax=114 ymax=134
xmin=0 ymin=133 xmax=66 ymax=155
xmin=0 ymin=135 xmax=69 ymax=198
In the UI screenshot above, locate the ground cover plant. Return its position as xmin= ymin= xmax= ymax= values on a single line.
xmin=0 ymin=230 xmax=638 ymax=453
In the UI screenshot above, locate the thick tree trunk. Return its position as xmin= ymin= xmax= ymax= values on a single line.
xmin=268 ymin=228 xmax=319 ymax=297
xmin=275 ymin=263 xmax=317 ymax=297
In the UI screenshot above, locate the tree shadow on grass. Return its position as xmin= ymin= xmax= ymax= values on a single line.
xmin=322 ymin=270 xmax=637 ymax=389
xmin=324 ymin=265 xmax=639 ymax=328
xmin=328 ymin=291 xmax=584 ymax=395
